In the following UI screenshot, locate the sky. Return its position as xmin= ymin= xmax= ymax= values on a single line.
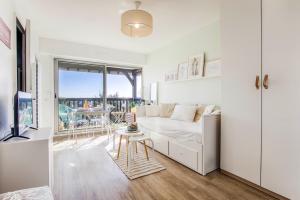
xmin=59 ymin=70 xmax=141 ymax=98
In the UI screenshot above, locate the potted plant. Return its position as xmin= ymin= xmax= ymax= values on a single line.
xmin=130 ymin=101 xmax=136 ymax=113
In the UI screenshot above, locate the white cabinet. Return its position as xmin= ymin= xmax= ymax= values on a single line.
xmin=0 ymin=128 xmax=53 ymax=194
xmin=221 ymin=0 xmax=262 ymax=185
xmin=221 ymin=0 xmax=300 ymax=199
xmin=261 ymin=1 xmax=300 ymax=199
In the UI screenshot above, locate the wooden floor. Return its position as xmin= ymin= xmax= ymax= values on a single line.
xmin=53 ymin=136 xmax=276 ymax=200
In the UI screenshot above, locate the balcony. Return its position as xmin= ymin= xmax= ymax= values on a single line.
xmin=58 ymin=97 xmax=143 ymax=133
xmin=56 ymin=60 xmax=143 ymax=135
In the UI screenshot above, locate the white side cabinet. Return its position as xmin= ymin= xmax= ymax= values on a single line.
xmin=0 ymin=128 xmax=53 ymax=194
xmin=221 ymin=0 xmax=300 ymax=199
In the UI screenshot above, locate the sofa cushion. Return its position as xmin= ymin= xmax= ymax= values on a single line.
xmin=137 ymin=117 xmax=202 ymax=144
xmin=171 ymin=105 xmax=197 ymax=122
xmin=145 ymin=105 xmax=160 ymax=117
xmin=203 ymin=104 xmax=216 ymax=115
xmin=159 ymin=103 xmax=176 ymax=118
xmin=194 ymin=105 xmax=205 ymax=122
xmin=211 ymin=109 xmax=221 ymax=115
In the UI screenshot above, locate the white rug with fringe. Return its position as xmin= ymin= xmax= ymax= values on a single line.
xmin=107 ymin=150 xmax=166 ymax=180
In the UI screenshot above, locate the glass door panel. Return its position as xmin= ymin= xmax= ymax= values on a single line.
xmin=57 ymin=64 xmax=104 ymax=133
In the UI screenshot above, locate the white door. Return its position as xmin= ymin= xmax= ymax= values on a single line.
xmin=262 ymin=0 xmax=300 ymax=199
xmin=221 ymin=0 xmax=262 ymax=185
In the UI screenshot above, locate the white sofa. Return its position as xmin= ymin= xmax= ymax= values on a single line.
xmin=136 ymin=105 xmax=220 ymax=175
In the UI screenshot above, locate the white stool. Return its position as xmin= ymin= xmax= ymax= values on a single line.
xmin=128 ymin=135 xmax=154 ymax=171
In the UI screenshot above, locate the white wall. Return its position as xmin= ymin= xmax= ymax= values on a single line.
xmin=144 ymin=21 xmax=221 ymax=105
xmin=39 ymin=38 xmax=147 ymax=66
xmin=0 ymin=0 xmax=17 ymax=138
xmin=0 ymin=1 xmax=39 ymax=138
xmin=37 ymin=54 xmax=54 ymax=128
xmin=37 ymin=23 xmax=221 ymax=130
xmin=38 ymin=39 xmax=147 ymax=129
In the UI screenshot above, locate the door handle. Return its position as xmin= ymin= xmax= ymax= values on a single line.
xmin=263 ymin=74 xmax=269 ymax=89
xmin=255 ymin=75 xmax=260 ymax=90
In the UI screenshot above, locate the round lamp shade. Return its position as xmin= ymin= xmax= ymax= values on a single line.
xmin=121 ymin=9 xmax=153 ymax=37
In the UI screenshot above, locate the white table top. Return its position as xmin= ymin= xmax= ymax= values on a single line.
xmin=115 ymin=128 xmax=143 ymax=137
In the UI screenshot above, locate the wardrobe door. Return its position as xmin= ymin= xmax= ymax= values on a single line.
xmin=262 ymin=0 xmax=300 ymax=199
xmin=221 ymin=0 xmax=262 ymax=184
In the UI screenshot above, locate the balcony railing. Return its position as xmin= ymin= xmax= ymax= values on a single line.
xmin=58 ymin=97 xmax=144 ymax=133
xmin=59 ymin=97 xmax=143 ymax=112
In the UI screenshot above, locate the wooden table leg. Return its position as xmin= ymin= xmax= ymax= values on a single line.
xmin=117 ymin=135 xmax=122 ymax=159
xmin=135 ymin=142 xmax=138 ymax=153
xmin=143 ymin=141 xmax=149 ymax=161
xmin=112 ymin=133 xmax=115 ymax=151
xmin=126 ymin=137 xmax=129 ymax=167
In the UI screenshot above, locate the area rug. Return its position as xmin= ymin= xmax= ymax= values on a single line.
xmin=107 ymin=150 xmax=166 ymax=180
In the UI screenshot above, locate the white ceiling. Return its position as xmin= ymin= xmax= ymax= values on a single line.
xmin=15 ymin=0 xmax=220 ymax=54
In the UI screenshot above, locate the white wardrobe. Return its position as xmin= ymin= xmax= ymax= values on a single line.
xmin=221 ymin=0 xmax=300 ymax=199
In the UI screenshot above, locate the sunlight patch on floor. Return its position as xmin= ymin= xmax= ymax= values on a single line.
xmin=68 ymin=162 xmax=76 ymax=167
xmin=53 ymin=135 xmax=115 ymax=152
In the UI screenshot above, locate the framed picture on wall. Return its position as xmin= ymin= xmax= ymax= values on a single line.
xmin=188 ymin=53 xmax=205 ymax=77
xmin=164 ymin=70 xmax=178 ymax=82
xmin=177 ymin=62 xmax=189 ymax=80
xmin=204 ymin=59 xmax=221 ymax=77
xmin=0 ymin=17 xmax=11 ymax=49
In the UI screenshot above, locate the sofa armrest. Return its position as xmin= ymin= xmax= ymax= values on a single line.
xmin=201 ymin=113 xmax=221 ymax=175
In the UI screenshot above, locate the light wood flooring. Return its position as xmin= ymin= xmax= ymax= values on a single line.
xmin=53 ymin=136 xmax=276 ymax=200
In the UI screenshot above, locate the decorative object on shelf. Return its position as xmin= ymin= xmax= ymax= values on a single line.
xmin=164 ymin=73 xmax=170 ymax=82
xmin=188 ymin=53 xmax=205 ymax=77
xmin=0 ymin=17 xmax=11 ymax=49
xmin=177 ymin=62 xmax=189 ymax=80
xmin=163 ymin=54 xmax=221 ymax=83
xmin=125 ymin=112 xmax=135 ymax=124
xmin=164 ymin=70 xmax=177 ymax=81
xmin=127 ymin=122 xmax=138 ymax=132
xmin=121 ymin=1 xmax=153 ymax=38
xmin=204 ymin=59 xmax=221 ymax=77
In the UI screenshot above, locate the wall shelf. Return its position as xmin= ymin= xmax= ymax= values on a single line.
xmin=164 ymin=75 xmax=221 ymax=84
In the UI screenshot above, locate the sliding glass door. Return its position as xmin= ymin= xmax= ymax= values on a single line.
xmin=106 ymin=67 xmax=143 ymax=112
xmin=54 ymin=60 xmax=142 ymax=134
xmin=56 ymin=61 xmax=104 ymax=132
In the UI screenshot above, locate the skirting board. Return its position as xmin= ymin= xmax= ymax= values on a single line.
xmin=220 ymin=170 xmax=288 ymax=200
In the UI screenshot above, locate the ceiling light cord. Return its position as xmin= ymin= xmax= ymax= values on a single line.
xmin=135 ymin=1 xmax=141 ymax=10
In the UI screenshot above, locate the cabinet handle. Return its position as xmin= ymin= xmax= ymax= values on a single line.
xmin=263 ymin=74 xmax=269 ymax=89
xmin=255 ymin=75 xmax=260 ymax=90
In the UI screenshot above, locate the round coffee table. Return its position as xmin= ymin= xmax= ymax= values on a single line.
xmin=114 ymin=128 xmax=144 ymax=167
